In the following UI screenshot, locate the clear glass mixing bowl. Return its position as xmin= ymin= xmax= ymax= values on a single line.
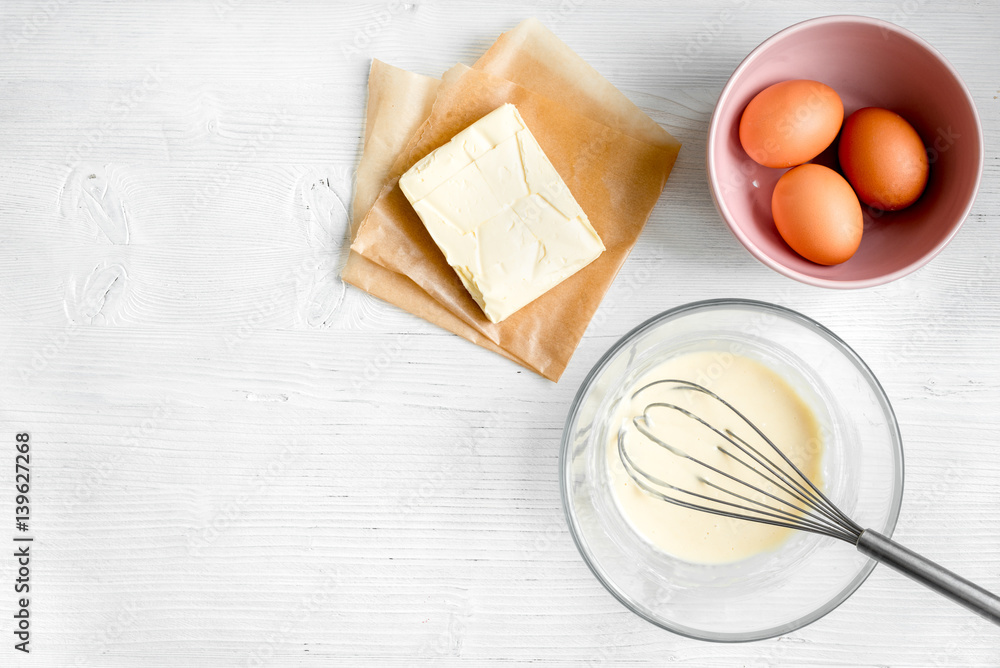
xmin=560 ymin=299 xmax=904 ymax=641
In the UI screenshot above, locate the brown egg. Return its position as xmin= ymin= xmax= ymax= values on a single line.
xmin=772 ymin=164 xmax=863 ymax=265
xmin=838 ymin=107 xmax=929 ymax=211
xmin=739 ymin=80 xmax=844 ymax=168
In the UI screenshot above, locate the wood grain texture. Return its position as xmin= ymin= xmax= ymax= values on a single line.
xmin=1 ymin=0 xmax=999 ymax=665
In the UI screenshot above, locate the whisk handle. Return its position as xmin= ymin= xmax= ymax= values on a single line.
xmin=857 ymin=529 xmax=1000 ymax=625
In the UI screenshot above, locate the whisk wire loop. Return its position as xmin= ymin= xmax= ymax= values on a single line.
xmin=622 ymin=378 xmax=863 ymax=543
xmin=617 ymin=430 xmax=858 ymax=542
xmin=721 ymin=428 xmax=859 ymax=534
xmin=632 ymin=411 xmax=846 ymax=535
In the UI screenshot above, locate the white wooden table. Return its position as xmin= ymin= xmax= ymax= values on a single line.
xmin=1 ymin=1 xmax=998 ymax=665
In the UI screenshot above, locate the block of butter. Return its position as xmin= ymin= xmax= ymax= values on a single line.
xmin=398 ymin=104 xmax=605 ymax=324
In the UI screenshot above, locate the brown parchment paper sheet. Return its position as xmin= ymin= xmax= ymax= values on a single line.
xmin=351 ymin=60 xmax=440 ymax=237
xmin=347 ymin=20 xmax=681 ymax=381
xmin=343 ymin=61 xmax=533 ymax=370
xmin=474 ymin=18 xmax=680 ymax=153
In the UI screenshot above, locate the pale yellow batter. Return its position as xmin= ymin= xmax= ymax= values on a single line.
xmin=606 ymin=351 xmax=823 ymax=564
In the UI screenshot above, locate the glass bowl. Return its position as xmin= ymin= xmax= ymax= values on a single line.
xmin=560 ymin=299 xmax=904 ymax=641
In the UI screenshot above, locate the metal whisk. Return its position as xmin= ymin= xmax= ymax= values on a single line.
xmin=618 ymin=378 xmax=1000 ymax=625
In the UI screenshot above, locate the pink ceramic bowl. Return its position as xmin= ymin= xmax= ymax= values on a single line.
xmin=707 ymin=15 xmax=983 ymax=288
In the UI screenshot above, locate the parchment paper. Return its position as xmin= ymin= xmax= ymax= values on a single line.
xmin=347 ymin=20 xmax=680 ymax=381
xmin=350 ymin=59 xmax=440 ymax=237
xmin=343 ymin=61 xmax=534 ymax=370
xmin=474 ymin=18 xmax=680 ymax=153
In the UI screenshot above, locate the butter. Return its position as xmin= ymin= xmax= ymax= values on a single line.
xmin=399 ymin=104 xmax=605 ymax=323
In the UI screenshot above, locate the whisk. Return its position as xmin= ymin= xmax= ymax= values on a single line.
xmin=618 ymin=378 xmax=1000 ymax=625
